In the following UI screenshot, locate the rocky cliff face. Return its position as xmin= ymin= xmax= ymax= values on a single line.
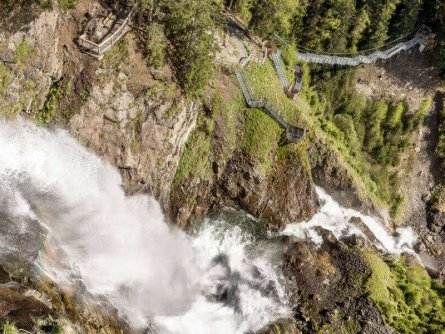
xmin=68 ymin=71 xmax=199 ymax=209
xmin=0 ymin=10 xmax=62 ymax=115
xmin=259 ymin=232 xmax=390 ymax=334
xmin=0 ymin=0 xmax=321 ymax=229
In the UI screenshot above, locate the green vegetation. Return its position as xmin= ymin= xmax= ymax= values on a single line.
xmin=36 ymin=81 xmax=65 ymax=125
xmin=430 ymin=184 xmax=445 ymax=213
xmin=57 ymin=0 xmax=77 ymax=11
xmin=15 ymin=37 xmax=34 ymax=65
xmin=0 ymin=65 xmax=12 ymax=94
xmin=173 ymin=69 xmax=245 ymax=186
xmin=162 ymin=0 xmax=218 ymax=96
xmin=242 ymin=108 xmax=281 ymax=170
xmin=143 ymin=22 xmax=167 ymax=68
xmin=242 ymin=56 xmax=427 ymax=217
xmin=1 ymin=322 xmax=19 ymax=334
xmin=100 ymin=39 xmax=129 ymax=71
xmin=38 ymin=317 xmax=63 ymax=334
xmin=420 ymin=1 xmax=445 ymax=76
xmin=364 ymin=251 xmax=445 ymax=333
xmin=0 ymin=0 xmax=76 ymax=12
xmin=227 ymin=0 xmax=424 ymax=52
xmin=134 ymin=0 xmax=221 ymax=96
xmin=310 ymin=68 xmax=430 ymax=218
xmin=173 ymin=123 xmax=213 ymax=186
xmin=437 ymin=107 xmax=445 ymax=159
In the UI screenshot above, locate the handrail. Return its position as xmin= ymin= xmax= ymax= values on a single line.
xmin=297 ymin=35 xmax=426 ymax=66
xmin=78 ymin=5 xmax=137 ymax=57
xmin=236 ymin=69 xmax=305 ymax=143
xmin=270 ymin=51 xmax=290 ymax=88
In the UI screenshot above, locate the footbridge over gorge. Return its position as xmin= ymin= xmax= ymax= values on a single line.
xmin=296 ymin=25 xmax=435 ymax=66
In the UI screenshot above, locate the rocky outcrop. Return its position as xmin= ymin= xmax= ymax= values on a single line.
xmin=308 ymin=134 xmax=382 ymax=219
xmin=69 ymin=73 xmax=199 ymax=209
xmin=170 ymin=144 xmax=319 ymax=228
xmin=0 ymin=266 xmax=52 ymax=331
xmin=0 ymin=214 xmax=131 ymax=334
xmin=428 ymin=209 xmax=445 ymax=234
xmin=259 ymin=233 xmax=389 ymax=334
xmin=215 ymin=150 xmax=318 ymax=229
xmin=0 ymin=9 xmax=62 ymax=115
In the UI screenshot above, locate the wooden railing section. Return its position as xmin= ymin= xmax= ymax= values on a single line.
xmin=78 ymin=6 xmax=137 ymax=58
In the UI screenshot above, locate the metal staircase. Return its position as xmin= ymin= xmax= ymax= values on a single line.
xmin=236 ymin=69 xmax=305 ymax=143
xmin=270 ymin=51 xmax=290 ymax=87
xmin=297 ymin=36 xmax=425 ymax=66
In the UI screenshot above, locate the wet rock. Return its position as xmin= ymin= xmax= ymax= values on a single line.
xmin=0 ymin=282 xmax=52 ymax=330
xmin=258 ymin=318 xmax=301 ymax=334
xmin=279 ymin=237 xmax=388 ymax=333
xmin=414 ymin=241 xmax=426 ymax=252
xmin=428 ymin=209 xmax=445 ymax=233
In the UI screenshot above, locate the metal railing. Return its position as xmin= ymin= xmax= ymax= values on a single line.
xmin=297 ymin=35 xmax=425 ymax=66
xmin=270 ymin=51 xmax=290 ymax=87
xmin=78 ymin=6 xmax=137 ymax=58
xmin=236 ymin=69 xmax=305 ymax=143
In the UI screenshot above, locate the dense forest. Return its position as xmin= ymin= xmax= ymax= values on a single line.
xmin=3 ymin=0 xmax=443 ymax=92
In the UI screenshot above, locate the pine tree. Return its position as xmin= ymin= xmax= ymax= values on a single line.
xmin=163 ymin=0 xmax=218 ymax=95
xmin=390 ymin=0 xmax=424 ymax=37
xmin=248 ymin=0 xmax=304 ymax=38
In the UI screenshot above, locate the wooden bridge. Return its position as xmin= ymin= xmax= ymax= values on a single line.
xmin=236 ymin=69 xmax=305 ymax=143
xmin=78 ymin=5 xmax=137 ymax=58
xmin=296 ymin=25 xmax=434 ymax=66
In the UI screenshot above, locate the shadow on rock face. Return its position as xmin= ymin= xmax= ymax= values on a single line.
xmin=0 ymin=265 xmax=52 ymax=330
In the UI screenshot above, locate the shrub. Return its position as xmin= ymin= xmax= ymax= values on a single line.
xmin=407 ymin=98 xmax=431 ymax=132
xmin=57 ymin=0 xmax=77 ymax=10
xmin=144 ymin=23 xmax=167 ymax=68
xmin=364 ymin=251 xmax=445 ymax=333
xmin=15 ymin=36 xmax=34 ymax=64
xmin=430 ymin=184 xmax=445 ymax=213
xmin=1 ymin=322 xmax=20 ymax=334
xmin=436 ymin=108 xmax=445 ymax=159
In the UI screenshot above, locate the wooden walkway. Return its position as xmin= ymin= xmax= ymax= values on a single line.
xmin=236 ymin=69 xmax=305 ymax=143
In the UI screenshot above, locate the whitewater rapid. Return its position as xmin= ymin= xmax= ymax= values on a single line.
xmin=0 ymin=120 xmax=289 ymax=333
xmin=282 ymin=187 xmax=418 ymax=255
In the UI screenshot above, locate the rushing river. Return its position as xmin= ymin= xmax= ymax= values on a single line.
xmin=282 ymin=187 xmax=418 ymax=256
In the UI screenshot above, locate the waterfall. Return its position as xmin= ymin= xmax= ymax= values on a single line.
xmin=0 ymin=119 xmax=289 ymax=333
xmin=282 ymin=187 xmax=418 ymax=255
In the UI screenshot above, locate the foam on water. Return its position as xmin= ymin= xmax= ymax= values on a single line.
xmin=0 ymin=119 xmax=289 ymax=333
xmin=282 ymin=187 xmax=417 ymax=255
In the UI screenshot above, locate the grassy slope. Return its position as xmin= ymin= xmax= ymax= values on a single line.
xmin=173 ymin=66 xmax=245 ymax=186
xmin=363 ymin=251 xmax=445 ymax=333
xmin=243 ymin=59 xmax=376 ymax=206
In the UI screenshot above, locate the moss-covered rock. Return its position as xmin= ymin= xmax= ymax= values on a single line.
xmin=363 ymin=252 xmax=445 ymax=333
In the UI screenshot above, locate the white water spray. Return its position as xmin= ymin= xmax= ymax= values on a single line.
xmin=0 ymin=120 xmax=289 ymax=333
xmin=283 ymin=187 xmax=417 ymax=255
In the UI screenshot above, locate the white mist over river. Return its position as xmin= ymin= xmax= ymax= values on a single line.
xmin=0 ymin=120 xmax=289 ymax=334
